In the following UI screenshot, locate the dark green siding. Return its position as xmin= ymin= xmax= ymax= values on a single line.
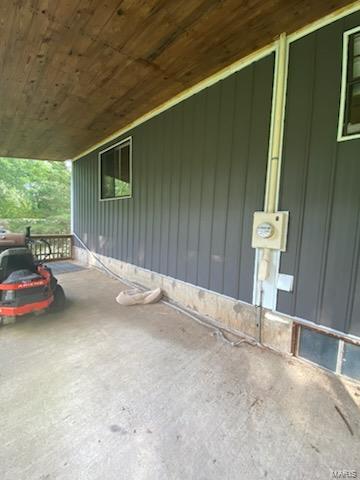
xmin=278 ymin=11 xmax=360 ymax=336
xmin=73 ymin=54 xmax=274 ymax=303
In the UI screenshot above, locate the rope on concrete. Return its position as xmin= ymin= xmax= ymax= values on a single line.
xmin=73 ymin=232 xmax=258 ymax=349
xmin=163 ymin=298 xmax=258 ymax=348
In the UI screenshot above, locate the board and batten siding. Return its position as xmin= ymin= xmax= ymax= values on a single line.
xmin=73 ymin=54 xmax=274 ymax=304
xmin=278 ymin=11 xmax=360 ymax=336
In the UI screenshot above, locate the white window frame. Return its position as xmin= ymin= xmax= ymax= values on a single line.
xmin=98 ymin=136 xmax=133 ymax=201
xmin=337 ymin=25 xmax=360 ymax=142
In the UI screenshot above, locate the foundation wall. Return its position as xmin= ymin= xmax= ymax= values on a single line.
xmin=74 ymin=246 xmax=293 ymax=355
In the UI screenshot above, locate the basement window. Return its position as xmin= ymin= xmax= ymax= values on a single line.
xmin=298 ymin=327 xmax=338 ymax=372
xmin=99 ymin=137 xmax=132 ymax=200
xmin=297 ymin=325 xmax=360 ymax=381
xmin=342 ymin=342 xmax=360 ymax=381
xmin=338 ymin=26 xmax=360 ymax=140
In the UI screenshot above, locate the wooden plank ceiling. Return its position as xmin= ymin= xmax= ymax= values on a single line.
xmin=0 ymin=0 xmax=355 ymax=160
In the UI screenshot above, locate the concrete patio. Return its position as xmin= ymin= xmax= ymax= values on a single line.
xmin=1 ymin=267 xmax=359 ymax=480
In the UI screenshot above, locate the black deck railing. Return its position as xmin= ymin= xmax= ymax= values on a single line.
xmin=30 ymin=234 xmax=73 ymax=262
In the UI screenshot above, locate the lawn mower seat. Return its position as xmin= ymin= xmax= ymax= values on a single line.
xmin=0 ymin=248 xmax=37 ymax=283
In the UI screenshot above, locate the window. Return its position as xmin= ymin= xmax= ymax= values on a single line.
xmin=99 ymin=138 xmax=132 ymax=200
xmin=298 ymin=327 xmax=339 ymax=372
xmin=338 ymin=27 xmax=360 ymax=140
xmin=297 ymin=325 xmax=360 ymax=381
xmin=342 ymin=342 xmax=360 ymax=381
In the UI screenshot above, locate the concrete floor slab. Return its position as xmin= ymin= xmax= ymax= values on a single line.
xmin=0 ymin=268 xmax=359 ymax=480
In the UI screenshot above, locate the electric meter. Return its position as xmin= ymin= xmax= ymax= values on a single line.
xmin=256 ymin=222 xmax=274 ymax=239
xmin=251 ymin=211 xmax=289 ymax=251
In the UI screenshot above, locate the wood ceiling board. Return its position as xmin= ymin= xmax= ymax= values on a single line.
xmin=0 ymin=0 xmax=357 ymax=160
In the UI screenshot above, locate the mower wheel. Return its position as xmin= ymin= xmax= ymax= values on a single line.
xmin=50 ymin=285 xmax=66 ymax=312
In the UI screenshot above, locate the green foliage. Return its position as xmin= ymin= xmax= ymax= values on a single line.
xmin=0 ymin=158 xmax=71 ymax=234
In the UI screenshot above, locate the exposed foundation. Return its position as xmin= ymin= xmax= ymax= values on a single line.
xmin=73 ymin=246 xmax=293 ymax=355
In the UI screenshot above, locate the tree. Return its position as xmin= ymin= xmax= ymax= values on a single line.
xmin=0 ymin=158 xmax=71 ymax=234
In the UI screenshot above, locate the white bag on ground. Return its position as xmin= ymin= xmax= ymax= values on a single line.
xmin=116 ymin=287 xmax=163 ymax=306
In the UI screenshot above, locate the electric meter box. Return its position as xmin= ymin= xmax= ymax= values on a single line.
xmin=251 ymin=211 xmax=289 ymax=251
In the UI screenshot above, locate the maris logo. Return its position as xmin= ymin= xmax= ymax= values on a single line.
xmin=332 ymin=471 xmax=357 ymax=479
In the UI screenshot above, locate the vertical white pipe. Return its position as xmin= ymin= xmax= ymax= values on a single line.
xmin=257 ymin=33 xmax=288 ymax=293
xmin=70 ymin=161 xmax=74 ymax=234
xmin=265 ymin=32 xmax=288 ymax=214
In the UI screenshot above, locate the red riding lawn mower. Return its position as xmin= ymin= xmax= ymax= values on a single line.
xmin=0 ymin=227 xmax=65 ymax=325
